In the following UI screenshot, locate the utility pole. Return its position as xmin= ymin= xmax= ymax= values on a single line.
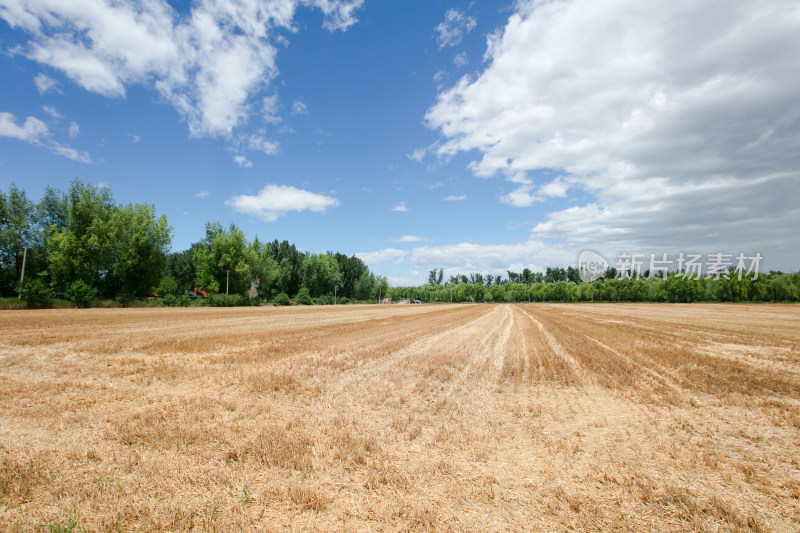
xmin=17 ymin=246 xmax=27 ymax=299
xmin=226 ymin=270 xmax=230 ymax=295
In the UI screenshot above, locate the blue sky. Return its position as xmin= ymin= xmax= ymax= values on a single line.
xmin=1 ymin=0 xmax=799 ymax=284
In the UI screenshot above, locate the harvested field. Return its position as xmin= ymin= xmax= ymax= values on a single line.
xmin=1 ymin=303 xmax=799 ymax=531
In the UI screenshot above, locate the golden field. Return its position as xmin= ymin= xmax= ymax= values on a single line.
xmin=1 ymin=303 xmax=799 ymax=532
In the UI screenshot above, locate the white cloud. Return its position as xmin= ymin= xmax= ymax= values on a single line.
xmin=392 ymin=201 xmax=408 ymax=212
xmin=2 ymin=0 xmax=363 ymax=144
xmin=443 ymin=194 xmax=466 ymax=202
xmin=242 ymin=133 xmax=279 ymax=156
xmin=41 ymin=105 xmax=62 ymax=121
xmin=500 ymin=185 xmax=543 ymax=207
xmin=262 ymin=95 xmax=281 ymax=124
xmin=538 ymin=177 xmax=569 ymax=198
xmin=425 ymin=0 xmax=800 ymax=271
xmin=34 ymin=73 xmax=58 ymax=94
xmin=355 ymin=248 xmax=408 ymax=265
xmin=392 ymin=235 xmax=433 ymax=243
xmin=307 ymin=0 xmax=364 ymax=31
xmin=386 ymin=271 xmax=425 ymax=287
xmin=453 ymin=51 xmax=468 ymax=67
xmin=226 ymin=184 xmax=339 ymax=222
xmin=409 ymin=240 xmax=574 ymax=273
xmin=50 ymin=143 xmax=91 ymax=162
xmin=435 ymin=8 xmax=476 ymax=48
xmin=505 ymin=220 xmax=529 ymax=231
xmin=406 ymin=148 xmax=426 ymax=162
xmin=0 ymin=111 xmax=90 ymax=162
xmin=129 ymin=133 xmax=140 ymax=143
xmin=195 ymin=190 xmax=209 ymax=199
xmin=233 ymin=155 xmax=252 ymax=168
xmin=291 ymin=100 xmax=308 ymax=115
xmin=0 ymin=112 xmax=49 ymax=141
xmin=68 ymin=121 xmax=80 ymax=139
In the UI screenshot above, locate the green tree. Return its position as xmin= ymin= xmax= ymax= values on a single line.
xmin=355 ymin=271 xmax=376 ymax=301
xmin=0 ymin=185 xmax=36 ymax=296
xmin=193 ymin=223 xmax=253 ymax=295
xmin=489 ymin=283 xmax=505 ymax=302
xmin=334 ymin=253 xmax=367 ymax=299
xmin=164 ymin=246 xmax=198 ymax=292
xmin=301 ymin=253 xmax=342 ymax=298
xmin=105 ymin=203 xmax=172 ymax=300
xmin=158 ymin=276 xmax=179 ymax=297
xmin=47 ymin=180 xmax=116 ymax=297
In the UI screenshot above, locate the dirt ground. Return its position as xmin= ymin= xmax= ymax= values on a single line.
xmin=1 ymin=303 xmax=799 ymax=531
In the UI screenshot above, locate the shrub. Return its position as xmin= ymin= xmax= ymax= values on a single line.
xmin=296 ymin=287 xmax=312 ymax=305
xmin=272 ymin=292 xmax=291 ymax=306
xmin=66 ymin=280 xmax=97 ymax=308
xmin=115 ymin=292 xmax=135 ymax=307
xmin=163 ymin=293 xmax=178 ymax=307
xmin=207 ymin=294 xmax=245 ymax=307
xmin=20 ymin=277 xmax=53 ymax=309
xmin=338 ymin=297 xmax=351 ymax=305
xmin=317 ymin=294 xmax=333 ymax=305
xmin=178 ymin=294 xmax=192 ymax=307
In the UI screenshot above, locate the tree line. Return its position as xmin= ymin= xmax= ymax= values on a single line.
xmin=1 ymin=181 xmax=387 ymax=307
xmin=2 ymin=181 xmax=797 ymax=308
xmin=391 ymin=268 xmax=800 ymax=303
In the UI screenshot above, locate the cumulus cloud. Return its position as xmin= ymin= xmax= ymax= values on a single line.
xmin=443 ymin=194 xmax=466 ymax=202
xmin=537 ymin=177 xmax=569 ymax=198
xmin=392 ymin=235 xmax=433 ymax=243
xmin=500 ymin=185 xmax=543 ymax=207
xmin=355 ymin=248 xmax=408 ymax=265
xmin=435 ymin=9 xmax=476 ymax=48
xmin=195 ymin=190 xmax=209 ymax=198
xmin=1 ymin=0 xmax=363 ymax=144
xmin=226 ymin=184 xmax=339 ymax=222
xmin=453 ymin=51 xmax=468 ymax=67
xmin=0 ymin=112 xmax=48 ymax=141
xmin=392 ymin=201 xmax=408 ymax=212
xmin=233 ymin=155 xmax=252 ymax=168
xmin=0 ymin=111 xmax=90 ymax=162
xmin=426 ymin=0 xmax=800 ymax=270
